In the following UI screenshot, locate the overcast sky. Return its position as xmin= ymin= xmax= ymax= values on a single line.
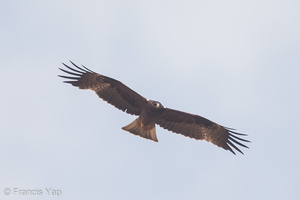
xmin=1 ymin=0 xmax=299 ymax=199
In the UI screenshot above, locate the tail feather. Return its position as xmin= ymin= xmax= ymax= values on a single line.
xmin=122 ymin=118 xmax=158 ymax=142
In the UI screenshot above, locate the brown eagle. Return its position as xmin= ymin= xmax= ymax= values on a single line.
xmin=59 ymin=61 xmax=249 ymax=154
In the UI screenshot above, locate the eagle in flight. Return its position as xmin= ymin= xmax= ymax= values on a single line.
xmin=59 ymin=61 xmax=249 ymax=154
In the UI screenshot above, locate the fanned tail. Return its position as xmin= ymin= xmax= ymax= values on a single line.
xmin=122 ymin=118 xmax=158 ymax=142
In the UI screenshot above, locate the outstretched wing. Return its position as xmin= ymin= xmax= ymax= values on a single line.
xmin=58 ymin=61 xmax=148 ymax=115
xmin=156 ymin=108 xmax=249 ymax=154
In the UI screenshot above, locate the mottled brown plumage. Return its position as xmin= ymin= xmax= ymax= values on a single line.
xmin=59 ymin=61 xmax=249 ymax=154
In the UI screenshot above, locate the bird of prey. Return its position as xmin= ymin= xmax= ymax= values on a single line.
xmin=59 ymin=61 xmax=249 ymax=154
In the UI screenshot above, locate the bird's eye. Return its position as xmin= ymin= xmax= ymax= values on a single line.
xmin=156 ymin=103 xmax=160 ymax=108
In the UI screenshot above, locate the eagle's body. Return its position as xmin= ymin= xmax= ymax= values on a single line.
xmin=123 ymin=100 xmax=165 ymax=142
xmin=59 ymin=61 xmax=249 ymax=154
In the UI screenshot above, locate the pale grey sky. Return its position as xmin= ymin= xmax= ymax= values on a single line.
xmin=1 ymin=0 xmax=299 ymax=199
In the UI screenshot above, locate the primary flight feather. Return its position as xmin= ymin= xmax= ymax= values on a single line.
xmin=59 ymin=61 xmax=249 ymax=154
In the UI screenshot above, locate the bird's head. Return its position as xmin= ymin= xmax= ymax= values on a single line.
xmin=148 ymin=100 xmax=166 ymax=110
